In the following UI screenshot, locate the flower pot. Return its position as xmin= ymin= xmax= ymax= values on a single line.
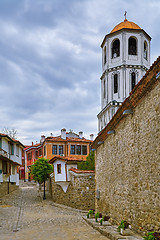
xmin=120 ymin=228 xmax=124 ymax=235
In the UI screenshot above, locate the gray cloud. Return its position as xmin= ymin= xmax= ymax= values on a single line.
xmin=0 ymin=0 xmax=159 ymax=144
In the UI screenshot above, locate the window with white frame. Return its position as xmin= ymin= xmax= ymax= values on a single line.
xmin=104 ymin=46 xmax=106 ymax=64
xmin=131 ymin=72 xmax=136 ymax=90
xmin=128 ymin=37 xmax=137 ymax=55
xmin=57 ymin=164 xmax=61 ymax=174
xmin=144 ymin=41 xmax=148 ymax=60
xmin=112 ymin=39 xmax=120 ymax=58
xmin=16 ymin=144 xmax=19 ymax=156
xmin=76 ymin=145 xmax=81 ymax=155
xmin=104 ymin=79 xmax=106 ymax=99
xmin=9 ymin=143 xmax=14 ymax=155
xmin=70 ymin=145 xmax=75 ymax=155
xmin=2 ymin=161 xmax=7 ymax=174
xmin=114 ymin=74 xmax=118 ymax=94
xmin=59 ymin=145 xmax=64 ymax=155
xmin=44 ymin=145 xmax=46 ymax=156
xmin=82 ymin=145 xmax=87 ymax=155
xmin=52 ymin=145 xmax=57 ymax=155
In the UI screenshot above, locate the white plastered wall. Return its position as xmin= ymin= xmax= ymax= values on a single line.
xmin=54 ymin=160 xmax=66 ymax=182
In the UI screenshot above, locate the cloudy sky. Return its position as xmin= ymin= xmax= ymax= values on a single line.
xmin=0 ymin=0 xmax=159 ymax=145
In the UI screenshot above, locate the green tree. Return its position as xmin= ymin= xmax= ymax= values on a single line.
xmin=30 ymin=158 xmax=53 ymax=199
xmin=77 ymin=150 xmax=95 ymax=170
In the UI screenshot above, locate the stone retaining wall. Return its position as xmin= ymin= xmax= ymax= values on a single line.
xmin=95 ymin=79 xmax=160 ymax=233
xmin=50 ymin=171 xmax=95 ymax=210
xmin=0 ymin=182 xmax=18 ymax=197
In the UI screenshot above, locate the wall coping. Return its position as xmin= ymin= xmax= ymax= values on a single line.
xmin=69 ymin=168 xmax=95 ymax=177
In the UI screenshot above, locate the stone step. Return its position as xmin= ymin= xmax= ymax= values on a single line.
xmin=82 ymin=216 xmax=143 ymax=240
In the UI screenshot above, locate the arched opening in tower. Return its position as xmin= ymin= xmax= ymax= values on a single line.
xmin=112 ymin=39 xmax=120 ymax=58
xmin=128 ymin=37 xmax=137 ymax=55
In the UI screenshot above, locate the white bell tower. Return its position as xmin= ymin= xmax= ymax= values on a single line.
xmin=98 ymin=16 xmax=151 ymax=132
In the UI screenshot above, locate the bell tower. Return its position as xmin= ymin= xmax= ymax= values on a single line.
xmin=98 ymin=16 xmax=151 ymax=132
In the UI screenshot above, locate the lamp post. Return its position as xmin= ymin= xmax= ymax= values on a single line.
xmin=24 ymin=163 xmax=26 ymax=182
xmin=43 ymin=180 xmax=46 ymax=200
xmin=8 ymin=175 xmax=10 ymax=194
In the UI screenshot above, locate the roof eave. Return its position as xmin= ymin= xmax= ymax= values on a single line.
xmin=101 ymin=28 xmax=151 ymax=48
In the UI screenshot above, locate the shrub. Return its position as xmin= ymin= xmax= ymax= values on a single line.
xmin=117 ymin=220 xmax=129 ymax=232
xmin=144 ymin=232 xmax=160 ymax=240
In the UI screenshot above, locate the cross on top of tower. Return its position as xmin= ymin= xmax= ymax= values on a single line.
xmin=124 ymin=11 xmax=127 ymax=21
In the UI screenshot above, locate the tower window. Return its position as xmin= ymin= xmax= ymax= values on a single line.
xmin=131 ymin=72 xmax=136 ymax=90
xmin=104 ymin=79 xmax=106 ymax=98
xmin=104 ymin=46 xmax=106 ymax=64
xmin=112 ymin=39 xmax=120 ymax=58
xmin=128 ymin=37 xmax=137 ymax=55
xmin=144 ymin=41 xmax=148 ymax=60
xmin=114 ymin=74 xmax=118 ymax=94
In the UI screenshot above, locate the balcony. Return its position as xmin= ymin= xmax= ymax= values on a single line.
xmin=0 ymin=148 xmax=9 ymax=159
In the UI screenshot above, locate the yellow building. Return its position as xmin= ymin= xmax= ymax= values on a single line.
xmin=42 ymin=129 xmax=93 ymax=161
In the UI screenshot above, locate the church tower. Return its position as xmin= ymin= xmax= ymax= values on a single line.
xmin=97 ymin=16 xmax=151 ymax=132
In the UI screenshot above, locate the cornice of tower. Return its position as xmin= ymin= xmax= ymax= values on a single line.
xmin=100 ymin=65 xmax=148 ymax=79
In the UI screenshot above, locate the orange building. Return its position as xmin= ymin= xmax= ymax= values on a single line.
xmin=42 ymin=129 xmax=93 ymax=161
xmin=24 ymin=142 xmax=43 ymax=181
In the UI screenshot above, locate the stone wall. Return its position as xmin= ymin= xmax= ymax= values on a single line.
xmin=50 ymin=171 xmax=95 ymax=210
xmin=95 ymin=80 xmax=160 ymax=233
xmin=0 ymin=182 xmax=18 ymax=197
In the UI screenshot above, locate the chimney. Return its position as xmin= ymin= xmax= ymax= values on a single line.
xmin=61 ymin=128 xmax=66 ymax=139
xmin=90 ymin=134 xmax=94 ymax=141
xmin=79 ymin=131 xmax=83 ymax=139
xmin=40 ymin=135 xmax=45 ymax=143
xmin=32 ymin=142 xmax=34 ymax=146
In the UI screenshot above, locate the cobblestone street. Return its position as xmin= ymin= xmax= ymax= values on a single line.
xmin=0 ymin=181 xmax=109 ymax=240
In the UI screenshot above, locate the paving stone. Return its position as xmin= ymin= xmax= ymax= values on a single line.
xmin=0 ymin=180 xmax=109 ymax=240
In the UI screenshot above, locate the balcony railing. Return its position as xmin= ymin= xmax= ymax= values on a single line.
xmin=0 ymin=148 xmax=9 ymax=158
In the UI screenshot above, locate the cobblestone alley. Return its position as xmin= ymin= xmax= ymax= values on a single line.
xmin=0 ymin=181 xmax=109 ymax=240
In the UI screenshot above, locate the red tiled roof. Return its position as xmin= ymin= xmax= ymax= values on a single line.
xmin=24 ymin=146 xmax=31 ymax=150
xmin=45 ymin=136 xmax=92 ymax=143
xmin=69 ymin=168 xmax=95 ymax=174
xmin=0 ymin=133 xmax=25 ymax=148
xmin=49 ymin=156 xmax=84 ymax=163
xmin=0 ymin=133 xmax=7 ymax=136
xmin=93 ymin=56 xmax=160 ymax=149
xmin=24 ymin=143 xmax=42 ymax=152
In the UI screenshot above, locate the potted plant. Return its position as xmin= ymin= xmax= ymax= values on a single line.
xmin=117 ymin=220 xmax=130 ymax=235
xmin=100 ymin=216 xmax=105 ymax=226
xmin=95 ymin=212 xmax=100 ymax=222
xmin=88 ymin=210 xmax=94 ymax=218
xmin=144 ymin=232 xmax=160 ymax=240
